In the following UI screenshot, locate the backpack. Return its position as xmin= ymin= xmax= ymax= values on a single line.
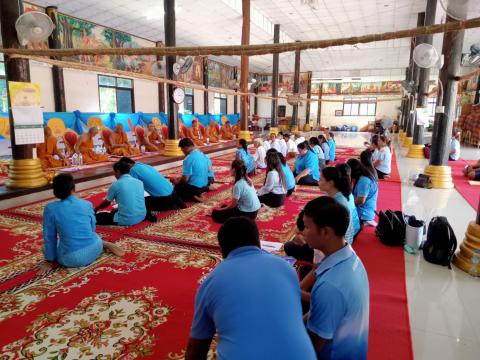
xmin=422 ymin=216 xmax=457 ymax=269
xmin=376 ymin=210 xmax=406 ymax=246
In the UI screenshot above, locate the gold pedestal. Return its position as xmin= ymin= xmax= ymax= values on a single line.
xmin=399 ymin=131 xmax=405 ymax=142
xmin=163 ymin=139 xmax=184 ymax=157
xmin=453 ymin=222 xmax=480 ymax=277
xmin=291 ymin=125 xmax=299 ymax=133
xmin=270 ymin=127 xmax=279 ymax=135
xmin=424 ymin=164 xmax=454 ymax=189
xmin=6 ymin=159 xmax=48 ymax=189
xmin=406 ymin=144 xmax=425 ymax=159
xmin=239 ymin=130 xmax=252 ymax=142
xmin=303 ymin=123 xmax=312 ymax=131
xmin=402 ymin=136 xmax=413 ymax=147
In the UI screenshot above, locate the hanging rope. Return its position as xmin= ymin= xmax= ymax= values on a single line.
xmin=17 ymin=55 xmax=402 ymax=103
xmin=2 ymin=17 xmax=480 ymax=57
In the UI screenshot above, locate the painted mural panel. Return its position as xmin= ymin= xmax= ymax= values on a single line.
xmin=208 ymin=60 xmax=235 ymax=89
xmin=57 ymin=13 xmax=116 ymax=69
xmin=177 ymin=56 xmax=204 ymax=85
xmin=257 ymin=73 xmax=309 ymax=94
xmin=114 ymin=32 xmax=157 ymax=75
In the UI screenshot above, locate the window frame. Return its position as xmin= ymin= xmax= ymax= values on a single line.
xmin=342 ymin=96 xmax=377 ymax=116
xmin=427 ymin=97 xmax=437 ymax=117
xmin=214 ymin=92 xmax=228 ymax=114
xmin=180 ymin=87 xmax=194 ymax=115
xmin=98 ymin=75 xmax=135 ymax=113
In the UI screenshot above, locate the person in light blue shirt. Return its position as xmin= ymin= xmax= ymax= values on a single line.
xmin=173 ymin=138 xmax=210 ymax=202
xmin=236 ymin=138 xmax=255 ymax=174
xmin=274 ymin=150 xmax=296 ymax=196
xmin=186 ymin=217 xmax=316 ymax=360
xmin=449 ymin=132 xmax=461 ymax=161
xmin=207 ymin=156 xmax=215 ymax=185
xmin=327 ymin=132 xmax=336 ymax=162
xmin=119 ymin=157 xmax=186 ymax=218
xmin=347 ymin=157 xmax=378 ymax=222
xmin=335 ymin=163 xmax=361 ymax=237
xmin=211 ymin=160 xmax=260 ymax=223
xmin=303 ymin=196 xmax=369 ymax=360
xmin=319 ymin=134 xmax=330 ymax=163
xmin=309 ymin=137 xmax=326 ymax=169
xmin=95 ymin=161 xmax=146 ymax=226
xmin=294 ymin=141 xmax=320 ymax=186
xmin=39 ymin=174 xmax=125 ymax=273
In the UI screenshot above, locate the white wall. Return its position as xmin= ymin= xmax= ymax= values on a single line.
xmin=194 ymin=89 xmax=204 ymax=114
xmin=29 ymin=62 xmax=55 ymax=112
xmin=134 ymin=79 xmax=159 ymax=113
xmin=63 ymin=68 xmax=100 ymax=112
xmin=227 ymin=95 xmax=234 ymax=114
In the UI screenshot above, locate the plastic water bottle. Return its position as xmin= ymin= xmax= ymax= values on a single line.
xmin=469 ymin=250 xmax=480 ymax=277
xmin=71 ymin=153 xmax=78 ymax=167
xmin=78 ymin=153 xmax=83 ymax=166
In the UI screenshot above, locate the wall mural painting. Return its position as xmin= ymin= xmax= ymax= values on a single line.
xmin=57 ymin=13 xmax=116 ymax=69
xmin=23 ymin=3 xmax=49 ymax=50
xmin=114 ymin=32 xmax=157 ymax=75
xmin=208 ymin=60 xmax=235 ymax=89
xmin=318 ymin=81 xmax=402 ymax=95
xmin=177 ymin=56 xmax=204 ymax=85
xmin=257 ymin=73 xmax=310 ymax=94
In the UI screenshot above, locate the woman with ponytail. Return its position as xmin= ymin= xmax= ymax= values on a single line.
xmin=294 ymin=141 xmax=320 ymax=186
xmin=235 ymin=139 xmax=255 ymax=175
xmin=211 ymin=160 xmax=260 ymax=223
xmin=335 ymin=163 xmax=361 ymax=237
xmin=373 ymin=135 xmax=392 ymax=179
xmin=347 ymin=157 xmax=378 ymax=224
xmin=257 ymin=151 xmax=287 ymax=207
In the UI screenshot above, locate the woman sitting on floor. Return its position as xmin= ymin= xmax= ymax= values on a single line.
xmin=257 ymin=151 xmax=287 ymax=208
xmin=335 ymin=163 xmax=361 ymax=237
xmin=318 ymin=134 xmax=330 ymax=164
xmin=318 ymin=166 xmax=355 ymax=244
xmin=236 ymin=138 xmax=255 ymax=175
xmin=347 ymin=156 xmax=378 ymax=226
xmin=373 ymin=135 xmax=392 ymax=179
xmin=39 ymin=173 xmax=124 ymax=274
xmin=294 ymin=141 xmax=320 ymax=186
xmin=211 ymin=160 xmax=260 ymax=223
xmin=309 ymin=136 xmax=326 ymax=170
xmin=275 ymin=150 xmax=296 ymax=196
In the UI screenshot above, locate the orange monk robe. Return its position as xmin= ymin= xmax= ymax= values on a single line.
xmin=187 ymin=124 xmax=205 ymax=147
xmin=232 ymin=123 xmax=241 ymax=138
xmin=110 ymin=131 xmax=141 ymax=156
xmin=220 ymin=123 xmax=235 ymax=140
xmin=205 ymin=125 xmax=219 ymax=143
xmin=78 ymin=136 xmax=109 ymax=164
xmin=145 ymin=130 xmax=165 ymax=152
xmin=37 ymin=136 xmax=64 ymax=169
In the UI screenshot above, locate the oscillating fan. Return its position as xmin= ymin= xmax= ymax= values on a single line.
xmin=413 ymin=43 xmax=441 ymax=69
xmin=462 ymin=43 xmax=480 ymax=67
xmin=439 ymin=0 xmax=469 ymax=20
xmin=249 ymin=78 xmax=258 ymax=92
xmin=286 ymin=94 xmax=303 ymax=106
xmin=15 ymin=11 xmax=54 ymax=46
xmin=257 ymin=117 xmax=266 ymax=130
xmin=151 ymin=61 xmax=163 ymax=77
xmin=173 ymin=56 xmax=193 ymax=76
xmin=228 ymin=79 xmax=240 ymax=90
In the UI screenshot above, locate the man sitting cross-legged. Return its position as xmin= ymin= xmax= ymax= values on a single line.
xmin=75 ymin=127 xmax=109 ymax=164
xmin=109 ymin=123 xmax=141 ymax=156
xmin=186 ymin=216 xmax=316 ymax=360
xmin=94 ymin=161 xmax=147 ymax=226
xmin=39 ymin=174 xmax=124 ymax=274
xmin=303 ymin=196 xmax=370 ymax=360
xmin=119 ymin=157 xmax=186 ymax=220
xmin=172 ymin=138 xmax=210 ymax=203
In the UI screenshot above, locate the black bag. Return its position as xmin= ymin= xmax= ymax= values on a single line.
xmin=414 ymin=174 xmax=431 ymax=188
xmin=423 ymin=216 xmax=457 ymax=269
xmin=376 ymin=210 xmax=406 ymax=246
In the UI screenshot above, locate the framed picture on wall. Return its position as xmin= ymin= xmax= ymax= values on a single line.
xmin=335 ymin=110 xmax=343 ymax=116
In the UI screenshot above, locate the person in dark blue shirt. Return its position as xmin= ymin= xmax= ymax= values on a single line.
xmin=186 ymin=217 xmax=316 ymax=360
xmin=39 ymin=174 xmax=125 ymax=274
xmin=173 ymin=138 xmax=210 ymax=203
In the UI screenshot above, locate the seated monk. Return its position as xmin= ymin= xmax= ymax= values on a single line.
xmin=220 ymin=120 xmax=235 ymax=140
xmin=75 ymin=127 xmax=109 ymax=164
xmin=179 ymin=120 xmax=189 ymax=139
xmin=232 ymin=122 xmax=241 ymax=138
xmin=37 ymin=126 xmax=67 ymax=169
xmin=109 ymin=124 xmax=141 ymax=156
xmin=187 ymin=118 xmax=206 ymax=146
xmin=145 ymin=123 xmax=165 ymax=152
xmin=205 ymin=120 xmax=220 ymax=143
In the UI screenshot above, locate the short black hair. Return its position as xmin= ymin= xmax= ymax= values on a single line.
xmin=119 ymin=157 xmax=135 ymax=165
xmin=52 ymin=173 xmax=75 ymax=200
xmin=179 ymin=138 xmax=194 ymax=148
xmin=304 ymin=196 xmax=349 ymax=237
xmin=113 ymin=161 xmax=131 ymax=175
xmin=218 ymin=216 xmax=260 ymax=258
xmin=296 ymin=210 xmax=305 ymax=231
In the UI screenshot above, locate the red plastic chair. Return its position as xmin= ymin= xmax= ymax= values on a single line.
xmin=101 ymin=128 xmax=113 ymax=153
xmin=135 ymin=126 xmax=146 ymax=146
xmin=161 ymin=125 xmax=168 ymax=139
xmin=63 ymin=130 xmax=78 ymax=154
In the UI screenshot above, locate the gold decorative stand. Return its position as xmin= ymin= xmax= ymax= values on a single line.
xmin=406 ymin=144 xmax=425 ymax=159
xmin=453 ymin=221 xmax=480 ymax=277
xmin=424 ymin=165 xmax=454 ymax=189
xmin=399 ymin=130 xmax=405 ymax=142
xmin=163 ymin=139 xmax=184 ymax=157
xmin=239 ymin=130 xmax=252 ymax=142
xmin=270 ymin=127 xmax=279 ymax=135
xmin=402 ymin=136 xmax=413 ymax=148
xmin=303 ymin=123 xmax=312 ymax=131
xmin=6 ymin=159 xmax=48 ymax=189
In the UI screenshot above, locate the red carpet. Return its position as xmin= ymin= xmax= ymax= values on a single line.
xmin=449 ymin=158 xmax=479 ymax=210
xmin=353 ymin=149 xmax=413 ymax=360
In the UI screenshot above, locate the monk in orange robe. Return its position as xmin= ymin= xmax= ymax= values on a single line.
xmin=144 ymin=123 xmax=165 ymax=152
xmin=179 ymin=120 xmax=189 ymax=139
xmin=37 ymin=126 xmax=67 ymax=169
xmin=205 ymin=120 xmax=220 ymax=143
xmin=232 ymin=122 xmax=241 ymax=138
xmin=220 ymin=120 xmax=235 ymax=140
xmin=109 ymin=124 xmax=141 ymax=156
xmin=75 ymin=127 xmax=109 ymax=164
xmin=187 ymin=118 xmax=205 ymax=146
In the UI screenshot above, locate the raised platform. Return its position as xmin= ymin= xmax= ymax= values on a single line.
xmin=0 ymin=139 xmax=239 ymax=202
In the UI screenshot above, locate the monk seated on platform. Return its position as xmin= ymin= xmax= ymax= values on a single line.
xmin=220 ymin=120 xmax=235 ymax=140
xmin=37 ymin=126 xmax=68 ymax=169
xmin=109 ymin=124 xmax=141 ymax=156
xmin=146 ymin=123 xmax=165 ymax=151
xmin=188 ymin=118 xmax=206 ymax=146
xmin=75 ymin=127 xmax=109 ymax=164
xmin=205 ymin=120 xmax=220 ymax=143
xmin=232 ymin=122 xmax=241 ymax=138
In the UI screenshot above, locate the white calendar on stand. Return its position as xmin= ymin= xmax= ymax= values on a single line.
xmin=12 ymin=106 xmax=44 ymax=145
